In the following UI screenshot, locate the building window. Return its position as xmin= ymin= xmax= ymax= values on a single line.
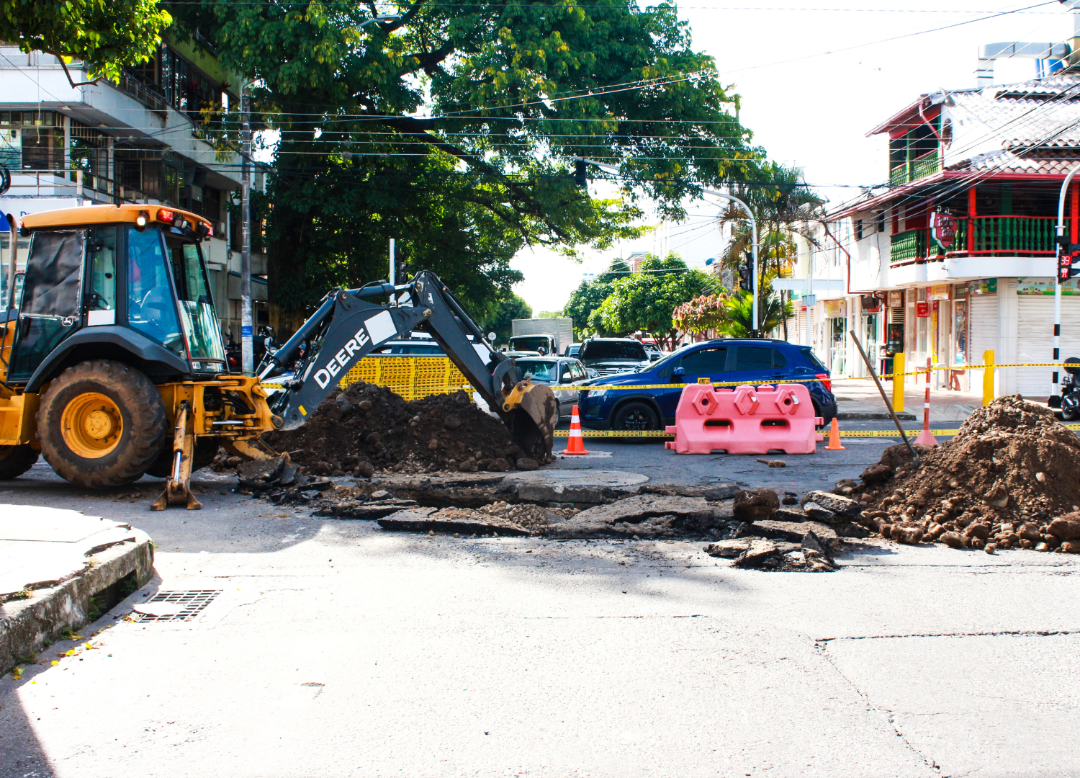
xmin=69 ymin=121 xmax=109 ymax=188
xmin=0 ymin=111 xmax=63 ymax=171
xmin=855 ymin=219 xmax=864 ymax=240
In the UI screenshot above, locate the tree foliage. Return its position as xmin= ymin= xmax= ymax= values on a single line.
xmin=3 ymin=0 xmax=171 ymax=84
xmin=564 ymin=259 xmax=629 ymax=337
xmin=717 ymin=289 xmax=794 ymax=338
xmin=672 ymin=292 xmax=730 ymax=335
xmin=479 ymin=293 xmax=532 ymax=346
xmin=595 ymin=254 xmax=712 ymax=348
xmin=168 ymin=1 xmax=762 ymax=317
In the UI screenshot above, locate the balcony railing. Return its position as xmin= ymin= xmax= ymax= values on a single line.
xmin=889 ymin=148 xmax=942 ymax=187
xmin=890 ymin=215 xmax=1057 ymax=265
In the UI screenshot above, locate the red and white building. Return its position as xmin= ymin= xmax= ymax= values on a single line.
xmin=787 ymin=71 xmax=1080 ymax=397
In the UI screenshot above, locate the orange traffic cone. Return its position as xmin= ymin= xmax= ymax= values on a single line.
xmin=825 ymin=417 xmax=845 ymax=450
xmin=562 ymin=405 xmax=590 ymax=456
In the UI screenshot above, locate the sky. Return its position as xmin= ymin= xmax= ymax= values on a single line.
xmin=511 ymin=0 xmax=1075 ymax=314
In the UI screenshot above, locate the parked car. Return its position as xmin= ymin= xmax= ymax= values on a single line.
xmin=643 ymin=343 xmax=664 ymax=361
xmin=371 ymin=339 xmax=446 ymax=356
xmin=514 ymin=356 xmax=589 ymax=417
xmin=578 ymin=338 xmax=651 ymax=376
xmin=564 ymin=343 xmax=582 ymax=358
xmin=577 ymin=339 xmax=837 ymax=432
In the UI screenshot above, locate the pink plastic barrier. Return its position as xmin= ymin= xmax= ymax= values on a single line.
xmin=664 ymin=383 xmax=823 ymax=455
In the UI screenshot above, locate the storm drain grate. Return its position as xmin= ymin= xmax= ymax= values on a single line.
xmin=131 ymin=589 xmax=223 ymax=622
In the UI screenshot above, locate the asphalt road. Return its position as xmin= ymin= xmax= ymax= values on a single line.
xmin=2 ymin=450 xmax=1079 ymax=778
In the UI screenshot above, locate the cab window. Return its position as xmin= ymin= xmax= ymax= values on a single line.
xmin=86 ymin=226 xmax=118 ymax=313
xmin=126 ymin=227 xmax=183 ymax=354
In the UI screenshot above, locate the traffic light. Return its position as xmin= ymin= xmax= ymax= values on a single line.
xmin=1059 ymin=244 xmax=1080 ymax=282
xmin=574 ymin=160 xmax=588 ymax=188
xmin=738 ymin=252 xmax=752 ymax=291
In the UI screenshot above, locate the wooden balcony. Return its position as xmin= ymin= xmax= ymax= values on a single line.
xmin=889 ymin=149 xmax=941 ymax=186
xmin=890 ymin=215 xmax=1057 ymax=266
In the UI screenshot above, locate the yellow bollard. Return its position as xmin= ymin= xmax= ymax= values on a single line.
xmin=982 ymin=350 xmax=995 ymax=407
xmin=892 ymin=352 xmax=905 ymax=414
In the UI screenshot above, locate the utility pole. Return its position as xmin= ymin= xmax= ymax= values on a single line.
xmin=240 ymin=86 xmax=253 ymax=376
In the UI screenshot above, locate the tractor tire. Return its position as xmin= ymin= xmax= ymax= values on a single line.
xmin=37 ymin=360 xmax=168 ymax=489
xmin=145 ymin=439 xmax=218 ymax=479
xmin=0 ymin=444 xmax=39 ymax=479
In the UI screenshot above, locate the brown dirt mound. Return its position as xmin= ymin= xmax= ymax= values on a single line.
xmin=263 ymin=383 xmax=540 ymax=475
xmin=855 ymin=395 xmax=1080 ymax=551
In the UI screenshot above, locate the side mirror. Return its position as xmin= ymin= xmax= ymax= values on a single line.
xmin=560 ymin=372 xmax=572 ymax=383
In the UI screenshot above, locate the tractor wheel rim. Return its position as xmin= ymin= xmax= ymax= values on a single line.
xmin=61 ymin=392 xmax=123 ymax=459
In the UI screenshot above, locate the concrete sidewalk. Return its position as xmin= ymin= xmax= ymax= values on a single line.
xmin=834 ymin=378 xmax=982 ymax=423
xmin=0 ymin=506 xmax=154 ymax=674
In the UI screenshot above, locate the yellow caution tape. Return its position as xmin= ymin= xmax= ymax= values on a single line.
xmin=554 ymin=424 xmax=1080 ymax=439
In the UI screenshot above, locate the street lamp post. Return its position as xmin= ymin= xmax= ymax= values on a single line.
xmin=1054 ymin=162 xmax=1080 ymax=401
xmin=574 ymin=158 xmax=760 ymax=333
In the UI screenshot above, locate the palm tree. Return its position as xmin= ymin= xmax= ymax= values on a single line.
xmin=715 ymin=163 xmax=825 ymax=339
xmin=719 ymin=289 xmax=794 ymax=339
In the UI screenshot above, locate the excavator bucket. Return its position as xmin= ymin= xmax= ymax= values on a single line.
xmin=500 ymin=381 xmax=559 ymax=461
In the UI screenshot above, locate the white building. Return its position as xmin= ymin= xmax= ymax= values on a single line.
xmin=0 ymin=38 xmax=269 ymax=342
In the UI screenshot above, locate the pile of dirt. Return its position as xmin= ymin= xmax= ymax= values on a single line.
xmin=261 ymin=383 xmax=546 ymax=475
xmin=852 ymin=395 xmax=1080 ymax=552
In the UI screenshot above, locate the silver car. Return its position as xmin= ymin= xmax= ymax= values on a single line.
xmin=514 ymin=356 xmax=589 ymax=417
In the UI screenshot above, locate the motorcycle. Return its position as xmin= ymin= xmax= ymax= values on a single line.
xmin=1057 ymin=357 xmax=1080 ymax=421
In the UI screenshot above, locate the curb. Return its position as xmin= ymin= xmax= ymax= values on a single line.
xmin=0 ymin=530 xmax=155 ymax=675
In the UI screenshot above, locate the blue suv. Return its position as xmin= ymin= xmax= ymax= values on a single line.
xmin=577 ymin=339 xmax=837 ymax=431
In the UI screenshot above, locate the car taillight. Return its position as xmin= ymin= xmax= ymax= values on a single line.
xmin=816 ymin=373 xmax=832 ymax=392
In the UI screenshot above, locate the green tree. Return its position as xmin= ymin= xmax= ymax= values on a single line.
xmin=563 ymin=259 xmax=630 ymax=338
xmin=672 ymin=292 xmax=730 ymax=337
xmin=597 ymin=254 xmax=712 ymax=349
xmin=168 ymin=2 xmax=762 ymax=317
xmin=4 ymin=1 xmax=171 ymax=85
xmin=479 ymin=293 xmax=532 ymax=346
xmin=718 ymin=288 xmax=794 ymax=338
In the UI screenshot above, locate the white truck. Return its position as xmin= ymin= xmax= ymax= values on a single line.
xmin=509 ymin=317 xmax=574 ymax=356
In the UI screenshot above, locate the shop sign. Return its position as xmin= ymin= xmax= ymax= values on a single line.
xmin=930 ymin=212 xmax=959 ymax=250
xmin=916 ymin=302 xmax=930 ymax=318
xmin=860 ymin=295 xmax=882 ymax=313
xmin=929 ymin=284 xmax=951 ymax=301
xmin=823 ymin=299 xmax=847 ymax=318
xmin=1016 ymin=278 xmax=1080 ymax=295
xmin=887 ymin=290 xmax=903 ymax=307
xmin=969 ymin=278 xmax=998 ymax=296
xmin=954 ymin=283 xmax=968 ymax=299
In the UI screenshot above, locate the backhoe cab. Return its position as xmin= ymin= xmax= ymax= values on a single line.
xmin=0 ymin=204 xmax=275 ymax=508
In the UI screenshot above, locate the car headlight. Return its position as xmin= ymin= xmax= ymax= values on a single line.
xmin=587 ymin=388 xmax=608 ymax=398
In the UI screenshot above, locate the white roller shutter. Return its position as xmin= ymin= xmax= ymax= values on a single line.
xmin=969 ymin=295 xmax=998 ymax=395
xmin=1016 ymin=295 xmax=1080 ymax=397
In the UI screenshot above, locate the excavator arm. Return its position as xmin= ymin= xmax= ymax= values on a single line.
xmin=261 ymin=271 xmax=558 ymax=460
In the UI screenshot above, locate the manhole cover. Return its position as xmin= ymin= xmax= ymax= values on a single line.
xmin=131 ymin=590 xmax=222 ymax=622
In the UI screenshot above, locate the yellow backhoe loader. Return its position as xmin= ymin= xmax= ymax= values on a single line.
xmin=0 ymin=204 xmax=556 ymax=509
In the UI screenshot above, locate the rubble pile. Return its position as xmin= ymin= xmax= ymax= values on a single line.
xmin=261 ymin=383 xmax=547 ymax=476
xmin=849 ymin=395 xmax=1080 ymax=552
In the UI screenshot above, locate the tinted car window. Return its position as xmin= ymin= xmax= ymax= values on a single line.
xmin=580 ymin=340 xmax=647 ymax=361
xmin=680 ymin=347 xmax=727 ymax=374
xmin=735 ymin=346 xmax=785 ymax=370
xmin=801 ymin=347 xmax=826 ymax=371
xmin=570 ymin=363 xmax=585 ymax=380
